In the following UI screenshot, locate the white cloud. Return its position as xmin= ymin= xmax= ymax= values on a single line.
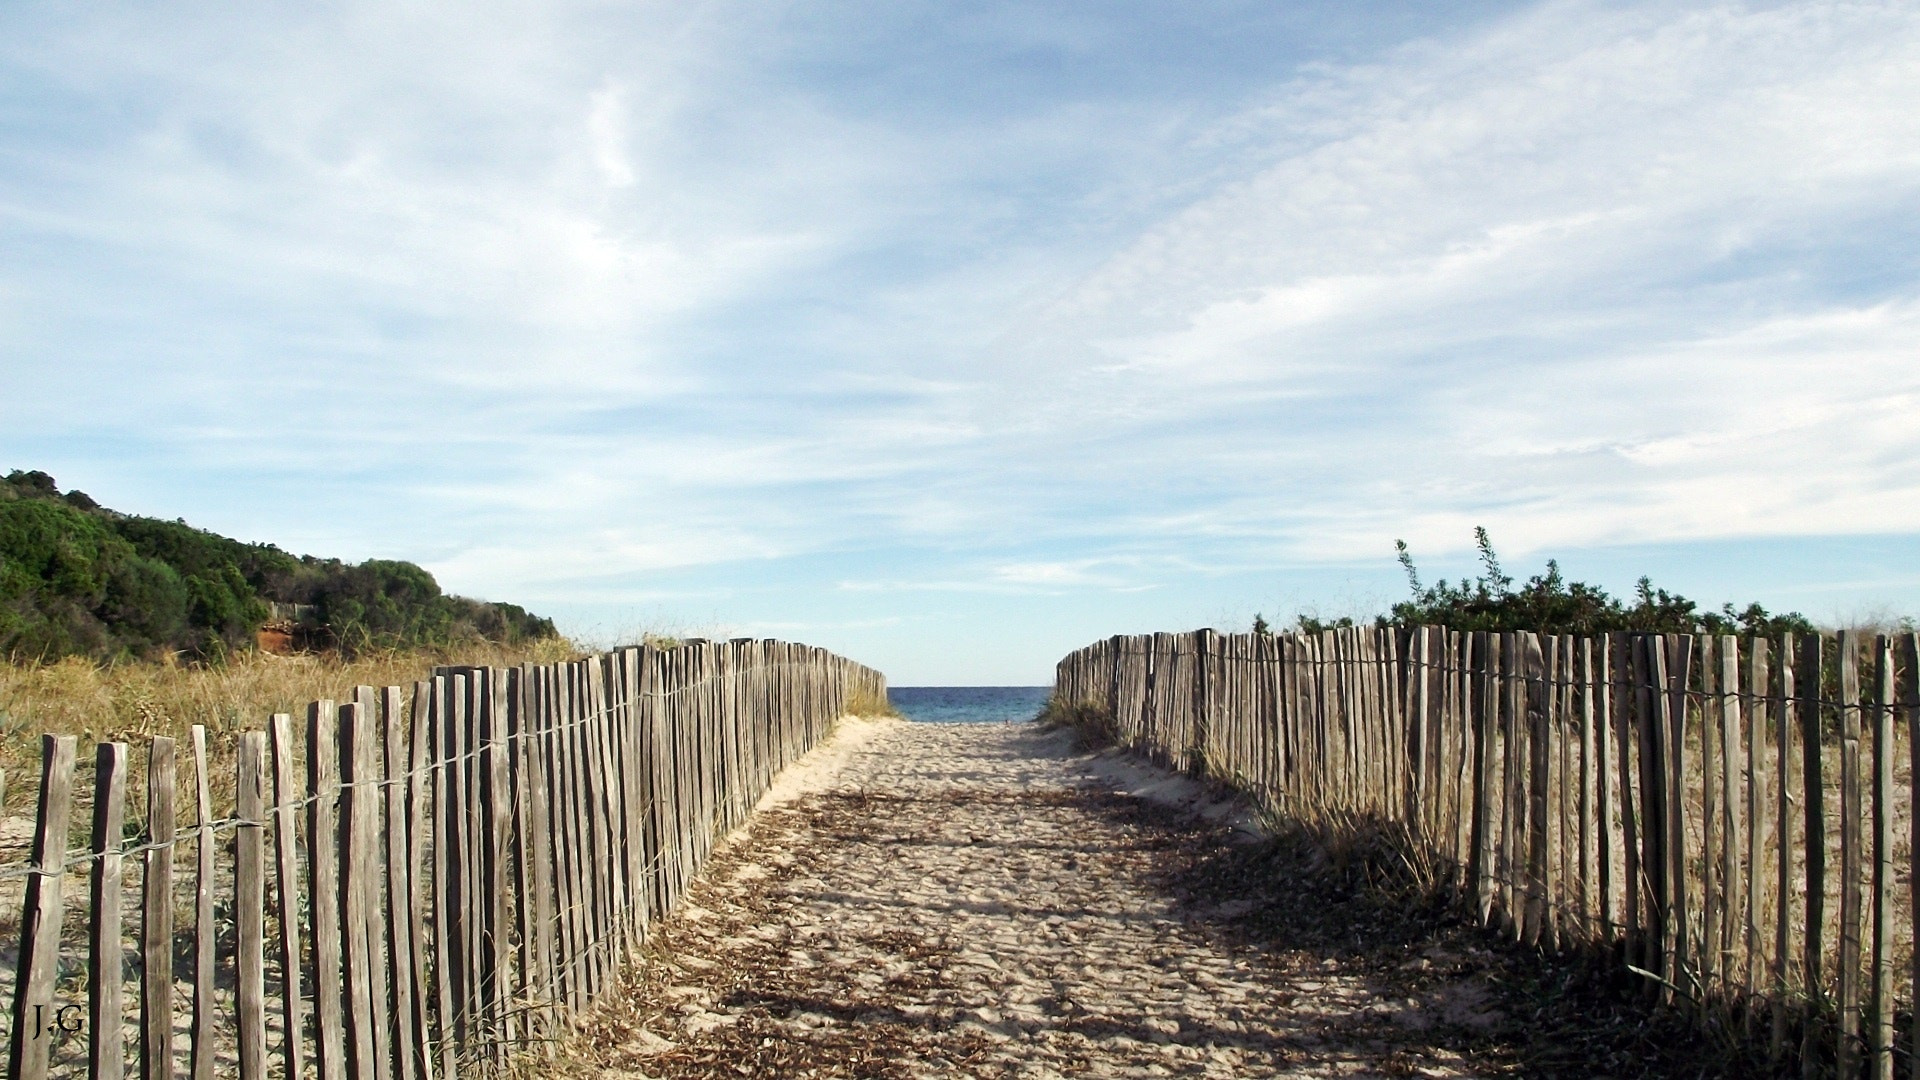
xmin=987 ymin=0 xmax=1920 ymax=567
xmin=1038 ymin=2 xmax=1920 ymax=357
xmin=5 ymin=0 xmax=1920 ymax=666
xmin=990 ymin=560 xmax=1121 ymax=587
xmin=587 ymin=83 xmax=636 ymax=189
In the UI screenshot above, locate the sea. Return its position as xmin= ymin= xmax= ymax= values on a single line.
xmin=888 ymin=686 xmax=1052 ymax=724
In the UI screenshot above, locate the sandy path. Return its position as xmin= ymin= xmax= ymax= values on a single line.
xmin=556 ymin=719 xmax=1562 ymax=1079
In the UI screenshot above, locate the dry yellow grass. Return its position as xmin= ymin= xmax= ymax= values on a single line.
xmin=0 ymin=639 xmax=582 ymax=818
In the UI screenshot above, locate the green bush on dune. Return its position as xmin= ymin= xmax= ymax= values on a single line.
xmin=0 ymin=469 xmax=556 ymax=662
xmin=1268 ymin=527 xmax=1823 ymax=639
xmin=1379 ymin=528 xmax=1819 ymax=638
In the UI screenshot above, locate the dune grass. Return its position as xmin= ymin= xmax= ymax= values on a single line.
xmin=844 ymin=685 xmax=901 ymax=719
xmin=0 ymin=638 xmax=582 ymax=817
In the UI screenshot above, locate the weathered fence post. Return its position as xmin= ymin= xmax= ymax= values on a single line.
xmin=91 ymin=741 xmax=130 ymax=1080
xmin=8 ymin=734 xmax=77 ymax=1080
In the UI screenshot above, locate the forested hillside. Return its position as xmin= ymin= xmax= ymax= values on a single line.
xmin=0 ymin=469 xmax=555 ymax=661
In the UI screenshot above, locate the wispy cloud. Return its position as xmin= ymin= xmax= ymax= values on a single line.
xmin=3 ymin=0 xmax=1917 ymax=681
xmin=994 ymin=0 xmax=1920 ymax=561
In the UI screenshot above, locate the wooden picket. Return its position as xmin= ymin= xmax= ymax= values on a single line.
xmin=0 ymin=639 xmax=883 ymax=1079
xmin=1053 ymin=623 xmax=1920 ymax=1074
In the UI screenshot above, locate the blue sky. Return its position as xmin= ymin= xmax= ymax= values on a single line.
xmin=4 ymin=1 xmax=1919 ymax=685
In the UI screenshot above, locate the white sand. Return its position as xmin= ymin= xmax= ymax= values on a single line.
xmin=568 ymin=721 xmax=1502 ymax=1079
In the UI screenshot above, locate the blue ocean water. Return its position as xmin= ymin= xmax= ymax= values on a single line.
xmin=889 ymin=686 xmax=1052 ymax=724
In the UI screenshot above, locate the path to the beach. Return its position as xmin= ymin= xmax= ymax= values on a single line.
xmin=550 ymin=719 xmax=1661 ymax=1079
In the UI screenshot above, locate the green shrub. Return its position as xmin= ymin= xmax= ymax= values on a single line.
xmin=102 ymin=555 xmax=191 ymax=648
xmin=1 ymin=468 xmax=558 ymax=661
xmin=1384 ymin=528 xmax=1818 ymax=638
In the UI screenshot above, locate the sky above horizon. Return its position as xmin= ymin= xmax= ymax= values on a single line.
xmin=5 ymin=1 xmax=1919 ymax=685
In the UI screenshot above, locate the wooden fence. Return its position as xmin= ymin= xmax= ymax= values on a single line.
xmin=1055 ymin=625 xmax=1920 ymax=1078
xmin=0 ymin=638 xmax=884 ymax=1080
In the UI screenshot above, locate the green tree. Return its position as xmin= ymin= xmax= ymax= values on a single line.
xmin=102 ymin=555 xmax=191 ymax=648
xmin=2 ymin=467 xmax=558 ymax=661
xmin=1387 ymin=529 xmax=1818 ymax=637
